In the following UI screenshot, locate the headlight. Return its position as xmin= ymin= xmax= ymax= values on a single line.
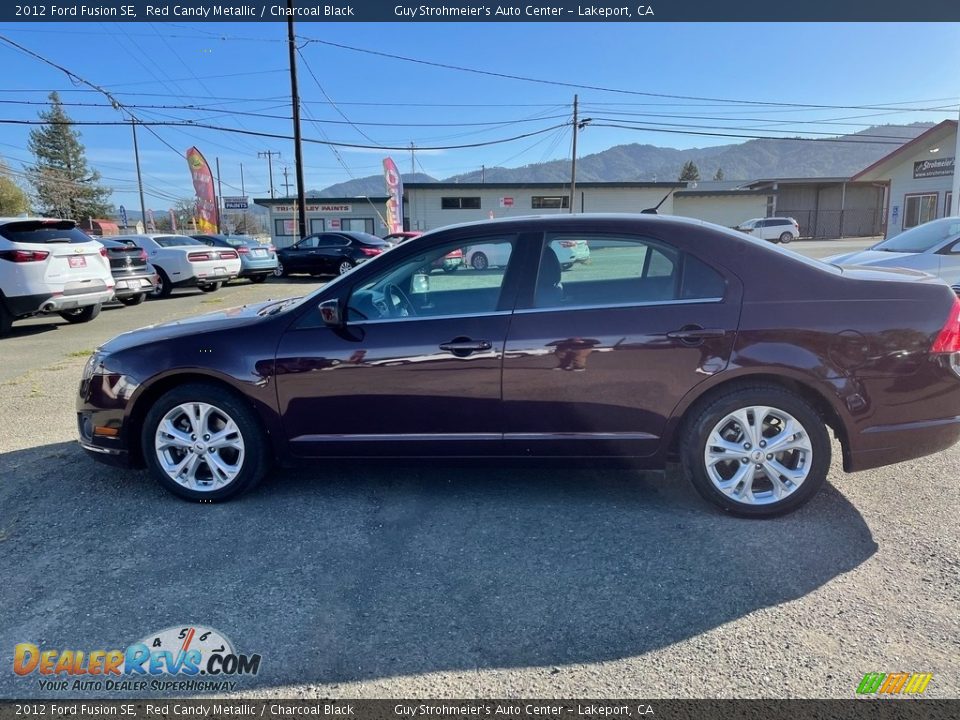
xmin=81 ymin=350 xmax=110 ymax=381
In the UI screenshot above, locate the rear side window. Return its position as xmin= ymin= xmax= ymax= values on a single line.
xmin=0 ymin=221 xmax=92 ymax=244
xmin=534 ymin=233 xmax=725 ymax=309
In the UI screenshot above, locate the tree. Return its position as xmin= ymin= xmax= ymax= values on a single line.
xmin=713 ymin=167 xmax=725 ymax=181
xmin=679 ymin=161 xmax=701 ymax=182
xmin=0 ymin=159 xmax=30 ymax=215
xmin=172 ymin=197 xmax=199 ymax=232
xmin=27 ymin=92 xmax=113 ymax=220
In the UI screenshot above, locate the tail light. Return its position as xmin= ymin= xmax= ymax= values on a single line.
xmin=219 ymin=250 xmax=239 ymax=260
xmin=559 ymin=241 xmax=577 ymax=248
xmin=139 ymin=250 xmax=148 ymax=262
xmin=267 ymin=245 xmax=276 ymax=253
xmin=931 ymin=297 xmax=960 ymax=353
xmin=187 ymin=252 xmax=212 ymax=262
xmin=0 ymin=249 xmax=49 ymax=262
xmin=236 ymin=246 xmax=250 ymax=255
xmin=99 ymin=247 xmax=108 ymax=257
xmin=359 ymin=247 xmax=382 ymax=257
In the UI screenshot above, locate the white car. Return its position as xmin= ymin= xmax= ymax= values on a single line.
xmin=465 ymin=239 xmax=589 ymax=271
xmin=115 ymin=234 xmax=241 ymax=298
xmin=0 ymin=217 xmax=114 ymax=336
xmin=736 ymin=217 xmax=800 ymax=244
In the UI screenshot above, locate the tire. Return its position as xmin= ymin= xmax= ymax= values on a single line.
xmin=0 ymin=301 xmax=13 ymax=337
xmin=118 ymin=294 xmax=146 ymax=306
xmin=470 ymin=252 xmax=489 ymax=271
xmin=199 ymin=282 xmax=222 ymax=293
xmin=337 ymin=260 xmax=354 ymax=276
xmin=58 ymin=303 xmax=101 ymax=324
xmin=779 ymin=232 xmax=794 ymax=244
xmin=151 ymin=268 xmax=173 ymax=298
xmin=274 ymin=261 xmax=287 ymax=278
xmin=141 ymin=383 xmax=270 ymax=502
xmin=680 ymin=385 xmax=830 ymax=518
xmin=250 ymin=274 xmax=268 ymax=284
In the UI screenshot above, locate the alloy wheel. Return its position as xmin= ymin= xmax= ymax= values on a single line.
xmin=154 ymin=401 xmax=246 ymax=492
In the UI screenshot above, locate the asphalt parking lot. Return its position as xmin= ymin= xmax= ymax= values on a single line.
xmin=0 ymin=237 xmax=957 ymax=699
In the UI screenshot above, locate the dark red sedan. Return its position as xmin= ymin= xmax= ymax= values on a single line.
xmin=77 ymin=215 xmax=960 ymax=517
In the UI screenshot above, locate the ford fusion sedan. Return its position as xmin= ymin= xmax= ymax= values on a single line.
xmin=113 ymin=233 xmax=241 ymax=298
xmin=78 ymin=214 xmax=960 ymax=517
xmin=274 ymin=231 xmax=388 ymax=278
xmin=824 ymin=217 xmax=960 ymax=285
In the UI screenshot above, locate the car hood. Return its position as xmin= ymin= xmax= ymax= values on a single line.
xmin=822 ymin=249 xmax=919 ymax=266
xmin=99 ymin=298 xmax=298 ymax=353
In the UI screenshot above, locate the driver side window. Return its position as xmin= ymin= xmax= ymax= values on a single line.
xmin=347 ymin=236 xmax=516 ymax=322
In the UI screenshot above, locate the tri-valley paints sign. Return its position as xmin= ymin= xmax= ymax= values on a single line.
xmin=913 ymin=157 xmax=954 ymax=179
xmin=272 ymin=204 xmax=352 ymax=213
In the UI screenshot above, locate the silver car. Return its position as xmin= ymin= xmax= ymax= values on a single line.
xmin=824 ymin=217 xmax=960 ymax=286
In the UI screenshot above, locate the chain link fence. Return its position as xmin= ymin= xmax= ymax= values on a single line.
xmin=778 ymin=208 xmax=884 ymax=239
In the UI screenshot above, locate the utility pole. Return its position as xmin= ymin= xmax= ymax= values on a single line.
xmin=240 ymin=162 xmax=245 ymax=197
xmin=215 ymin=156 xmax=223 ymax=233
xmin=410 ymin=142 xmax=415 ymax=176
xmin=131 ymin=118 xmax=147 ymax=232
xmin=282 ymin=167 xmax=293 ymax=196
xmin=258 ymin=150 xmax=280 ymax=198
xmin=569 ymin=94 xmax=578 ymax=214
xmin=287 ymin=0 xmax=307 ymax=240
xmin=481 ymin=165 xmax=485 ymax=183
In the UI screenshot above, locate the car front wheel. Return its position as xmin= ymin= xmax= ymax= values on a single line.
xmin=680 ymin=386 xmax=830 ymax=517
xmin=59 ymin=303 xmax=101 ymax=324
xmin=142 ymin=383 xmax=270 ymax=502
xmin=337 ymin=260 xmax=354 ymax=275
xmin=274 ymin=261 xmax=287 ymax=278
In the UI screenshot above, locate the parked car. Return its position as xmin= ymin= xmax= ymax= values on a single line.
xmin=99 ymin=238 xmax=158 ymax=306
xmin=736 ymin=217 xmax=800 ymax=244
xmin=113 ymin=234 xmax=241 ymax=298
xmin=824 ymin=217 xmax=960 ymax=285
xmin=191 ymin=234 xmax=278 ymax=284
xmin=550 ymin=237 xmax=590 ymax=269
xmin=1 ymin=217 xmax=114 ymax=335
xmin=274 ymin=231 xmax=388 ymax=278
xmin=78 ymin=214 xmax=960 ymax=517
xmin=386 ymin=230 xmax=462 ymax=272
xmin=383 ymin=231 xmax=422 ymax=245
xmin=467 ymin=239 xmax=587 ymax=270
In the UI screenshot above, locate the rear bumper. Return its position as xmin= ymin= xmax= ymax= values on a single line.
xmin=171 ymin=271 xmax=238 ymax=288
xmin=5 ymin=288 xmax=115 ymax=316
xmin=112 ymin=272 xmax=157 ymax=297
xmin=846 ymin=415 xmax=960 ymax=472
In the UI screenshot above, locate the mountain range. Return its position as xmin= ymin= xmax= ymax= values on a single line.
xmin=311 ymin=123 xmax=932 ymax=198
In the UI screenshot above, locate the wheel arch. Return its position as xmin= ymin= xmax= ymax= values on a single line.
xmin=665 ymin=371 xmax=851 ymax=468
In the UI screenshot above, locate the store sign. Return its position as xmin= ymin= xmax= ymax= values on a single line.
xmin=913 ymin=157 xmax=954 ymax=179
xmin=499 ymin=197 xmax=514 ymax=208
xmin=223 ymin=196 xmax=249 ymax=210
xmin=272 ymin=204 xmax=352 ymax=213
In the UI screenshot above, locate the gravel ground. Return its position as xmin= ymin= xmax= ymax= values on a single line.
xmin=0 ymin=244 xmax=957 ymax=699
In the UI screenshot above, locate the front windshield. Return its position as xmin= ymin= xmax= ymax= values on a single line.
xmin=872 ymin=218 xmax=960 ymax=253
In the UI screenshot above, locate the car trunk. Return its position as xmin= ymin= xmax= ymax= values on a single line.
xmin=105 ymin=243 xmax=147 ymax=272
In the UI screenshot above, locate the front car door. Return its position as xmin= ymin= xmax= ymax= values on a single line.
xmin=274 ymin=232 xmax=529 ymax=457
xmin=283 ymin=235 xmax=320 ymax=273
xmin=501 ymin=230 xmax=742 ymax=460
xmin=312 ymin=234 xmax=352 ymax=273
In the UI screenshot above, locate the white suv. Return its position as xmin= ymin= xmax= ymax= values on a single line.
xmin=736 ymin=217 xmax=800 ymax=244
xmin=114 ymin=234 xmax=241 ymax=298
xmin=0 ymin=217 xmax=114 ymax=336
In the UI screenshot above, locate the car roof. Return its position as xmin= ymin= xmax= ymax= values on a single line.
xmin=421 ymin=212 xmax=717 ymax=236
xmin=0 ymin=216 xmax=77 ymax=226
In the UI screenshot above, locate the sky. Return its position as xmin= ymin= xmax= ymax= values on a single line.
xmin=0 ymin=21 xmax=957 ymax=214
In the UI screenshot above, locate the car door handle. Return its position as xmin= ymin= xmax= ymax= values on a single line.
xmin=666 ymin=327 xmax=727 ymax=341
xmin=439 ymin=338 xmax=493 ymax=357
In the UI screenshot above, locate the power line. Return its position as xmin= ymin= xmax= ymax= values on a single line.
xmin=589 ymin=123 xmax=907 ymax=145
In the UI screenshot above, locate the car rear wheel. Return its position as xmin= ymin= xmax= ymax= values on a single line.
xmin=118 ymin=294 xmax=146 ymax=306
xmin=779 ymin=232 xmax=794 ymax=244
xmin=680 ymin=386 xmax=830 ymax=517
xmin=337 ymin=260 xmax=354 ymax=275
xmin=142 ymin=383 xmax=270 ymax=502
xmin=471 ymin=252 xmax=488 ymax=271
xmin=250 ymin=274 xmax=268 ymax=284
xmin=199 ymin=282 xmax=222 ymax=293
xmin=59 ymin=303 xmax=101 ymax=324
xmin=151 ymin=268 xmax=173 ymax=298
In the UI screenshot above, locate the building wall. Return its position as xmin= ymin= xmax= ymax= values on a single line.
xmin=882 ymin=131 xmax=957 ymax=238
xmin=405 ymin=186 xmax=676 ymax=231
xmin=774 ymin=183 xmax=885 ymax=238
xmin=673 ymin=195 xmax=768 ymax=229
xmin=257 ymin=200 xmax=389 ymax=247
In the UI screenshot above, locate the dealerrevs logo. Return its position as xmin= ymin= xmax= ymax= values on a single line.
xmin=13 ymin=626 xmax=261 ymax=693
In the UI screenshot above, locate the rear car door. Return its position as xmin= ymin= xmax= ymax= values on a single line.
xmin=274 ymin=232 xmax=526 ymax=457
xmin=501 ymin=232 xmax=742 ymax=459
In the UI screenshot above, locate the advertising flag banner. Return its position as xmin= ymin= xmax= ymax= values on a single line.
xmin=146 ymin=209 xmax=156 ymax=232
xmin=382 ymin=157 xmax=404 ymax=235
xmin=186 ymin=146 xmax=218 ymax=234
xmin=169 ymin=209 xmax=178 ymax=232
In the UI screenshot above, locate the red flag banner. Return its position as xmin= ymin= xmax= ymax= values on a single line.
xmin=186 ymin=147 xmax=218 ymax=234
xmin=382 ymin=157 xmax=404 ymax=235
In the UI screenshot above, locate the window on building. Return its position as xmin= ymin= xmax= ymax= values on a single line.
xmin=274 ymin=219 xmax=295 ymax=236
xmin=946 ymin=192 xmax=954 ymax=218
xmin=309 ymin=218 xmax=325 ymax=234
xmin=340 ymin=218 xmax=375 ymax=234
xmin=441 ymin=197 xmax=482 ymax=210
xmin=532 ymin=196 xmax=569 ymax=209
xmin=903 ymin=193 xmax=938 ymax=229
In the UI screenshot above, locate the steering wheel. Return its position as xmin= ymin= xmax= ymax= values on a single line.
xmin=383 ymin=283 xmax=416 ymax=318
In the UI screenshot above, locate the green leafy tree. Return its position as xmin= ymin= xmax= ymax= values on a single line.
xmin=713 ymin=167 xmax=725 ymax=181
xmin=27 ymin=92 xmax=113 ymax=219
xmin=679 ymin=161 xmax=701 ymax=182
xmin=0 ymin=159 xmax=30 ymax=215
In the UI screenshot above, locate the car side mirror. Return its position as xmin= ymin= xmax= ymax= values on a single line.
xmin=318 ymin=299 xmax=343 ymax=327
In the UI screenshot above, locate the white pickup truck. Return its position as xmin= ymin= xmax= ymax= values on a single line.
xmin=115 ymin=234 xmax=241 ymax=298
